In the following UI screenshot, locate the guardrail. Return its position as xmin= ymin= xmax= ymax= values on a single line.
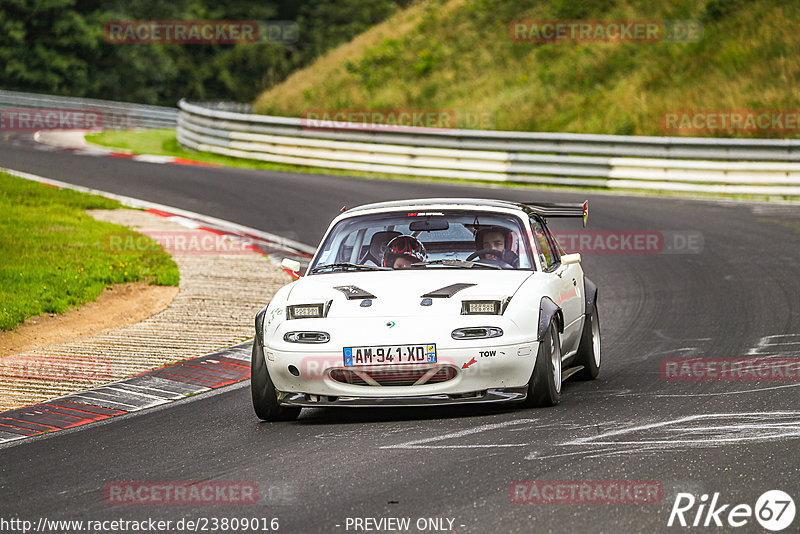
xmin=177 ymin=100 xmax=800 ymax=195
xmin=0 ymin=90 xmax=177 ymax=130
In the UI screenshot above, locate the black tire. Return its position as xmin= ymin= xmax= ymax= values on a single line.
xmin=574 ymin=307 xmax=601 ymax=380
xmin=524 ymin=322 xmax=562 ymax=407
xmin=251 ymin=341 xmax=301 ymax=421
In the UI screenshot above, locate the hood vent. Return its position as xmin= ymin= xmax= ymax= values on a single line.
xmin=334 ymin=285 xmax=377 ymax=300
xmin=421 ymin=283 xmax=476 ymax=299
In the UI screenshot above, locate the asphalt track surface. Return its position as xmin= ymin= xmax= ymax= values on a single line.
xmin=1 ymin=140 xmax=800 ymax=533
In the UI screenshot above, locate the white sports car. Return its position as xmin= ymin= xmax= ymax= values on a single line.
xmin=251 ymin=198 xmax=600 ymax=421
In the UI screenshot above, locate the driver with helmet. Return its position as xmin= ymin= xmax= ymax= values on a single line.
xmin=474 ymin=226 xmax=519 ymax=267
xmin=382 ymin=235 xmax=427 ymax=269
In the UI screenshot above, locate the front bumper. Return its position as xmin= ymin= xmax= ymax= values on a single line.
xmin=277 ymin=386 xmax=528 ymax=407
xmin=264 ymin=338 xmax=539 ymax=402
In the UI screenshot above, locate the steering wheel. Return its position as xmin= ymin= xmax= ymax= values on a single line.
xmin=466 ymin=249 xmax=512 ymax=267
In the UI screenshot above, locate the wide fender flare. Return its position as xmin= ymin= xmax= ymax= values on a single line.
xmin=584 ymin=276 xmax=598 ymax=316
xmin=254 ymin=305 xmax=269 ymax=349
xmin=537 ymin=297 xmax=564 ymax=342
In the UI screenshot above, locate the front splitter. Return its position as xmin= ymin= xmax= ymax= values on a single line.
xmin=277 ymin=386 xmax=528 ymax=408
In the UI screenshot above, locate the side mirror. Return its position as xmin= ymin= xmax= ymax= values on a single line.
xmin=560 ymin=253 xmax=581 ymax=266
xmin=281 ymin=258 xmax=302 ymax=279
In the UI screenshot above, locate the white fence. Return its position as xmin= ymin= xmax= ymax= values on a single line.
xmin=173 ymin=100 xmax=799 ymax=195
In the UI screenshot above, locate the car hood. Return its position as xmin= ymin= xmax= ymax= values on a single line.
xmin=286 ymin=269 xmax=534 ymax=318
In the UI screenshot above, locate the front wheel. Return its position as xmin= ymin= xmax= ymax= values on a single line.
xmin=574 ymin=307 xmax=601 ymax=380
xmin=251 ymin=341 xmax=301 ymax=421
xmin=523 ymin=322 xmax=562 ymax=407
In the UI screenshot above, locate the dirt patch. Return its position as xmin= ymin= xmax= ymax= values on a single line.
xmin=0 ymin=282 xmax=178 ymax=357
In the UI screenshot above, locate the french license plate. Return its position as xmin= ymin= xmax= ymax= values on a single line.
xmin=343 ymin=344 xmax=436 ymax=366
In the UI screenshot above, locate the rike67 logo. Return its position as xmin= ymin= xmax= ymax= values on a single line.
xmin=668 ymin=490 xmax=795 ymax=531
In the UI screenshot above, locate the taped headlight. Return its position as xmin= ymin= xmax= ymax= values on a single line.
xmin=284 ymin=331 xmax=330 ymax=343
xmin=287 ymin=303 xmax=325 ymax=319
xmin=451 ymin=327 xmax=503 ymax=339
xmin=461 ymin=300 xmax=501 ymax=315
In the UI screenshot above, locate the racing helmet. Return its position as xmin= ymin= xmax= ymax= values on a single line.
xmin=382 ymin=235 xmax=427 ymax=268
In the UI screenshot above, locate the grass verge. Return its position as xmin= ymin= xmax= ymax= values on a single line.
xmin=0 ymin=172 xmax=179 ymax=331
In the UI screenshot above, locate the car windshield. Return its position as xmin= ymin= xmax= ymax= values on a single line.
xmin=309 ymin=209 xmax=534 ymax=273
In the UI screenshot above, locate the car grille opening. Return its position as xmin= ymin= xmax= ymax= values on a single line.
xmin=329 ymin=364 xmax=458 ymax=387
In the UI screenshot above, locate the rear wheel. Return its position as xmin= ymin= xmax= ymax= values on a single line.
xmin=574 ymin=307 xmax=601 ymax=380
xmin=524 ymin=322 xmax=562 ymax=407
xmin=251 ymin=341 xmax=301 ymax=421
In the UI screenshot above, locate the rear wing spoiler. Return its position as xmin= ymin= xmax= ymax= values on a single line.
xmin=523 ymin=200 xmax=588 ymax=227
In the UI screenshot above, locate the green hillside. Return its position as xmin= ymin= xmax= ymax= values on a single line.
xmin=254 ymin=0 xmax=800 ymax=137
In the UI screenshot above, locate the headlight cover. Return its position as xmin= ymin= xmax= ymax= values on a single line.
xmin=286 ymin=302 xmax=329 ymax=319
xmin=461 ymin=300 xmax=501 ymax=315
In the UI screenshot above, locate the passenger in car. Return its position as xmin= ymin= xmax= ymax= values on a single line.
xmin=391 ymin=256 xmax=414 ymax=269
xmin=383 ymin=235 xmax=427 ymax=269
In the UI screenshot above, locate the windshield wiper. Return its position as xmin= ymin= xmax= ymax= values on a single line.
xmin=309 ymin=262 xmax=390 ymax=273
xmin=409 ymin=259 xmax=501 ymax=270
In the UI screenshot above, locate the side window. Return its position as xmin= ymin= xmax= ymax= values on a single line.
xmin=543 ymin=224 xmax=562 ymax=265
xmin=530 ymin=217 xmax=555 ymax=270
